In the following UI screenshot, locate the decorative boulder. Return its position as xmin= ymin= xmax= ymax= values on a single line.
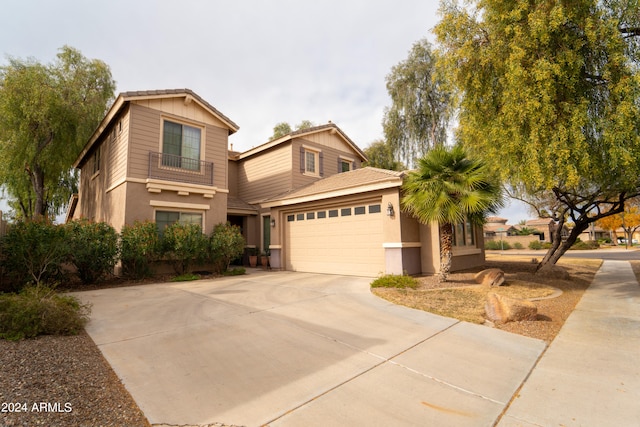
xmin=485 ymin=292 xmax=538 ymax=324
xmin=536 ymin=264 xmax=570 ymax=280
xmin=474 ymin=268 xmax=506 ymax=287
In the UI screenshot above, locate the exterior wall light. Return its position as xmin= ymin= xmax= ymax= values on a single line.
xmin=386 ymin=202 xmax=395 ymax=217
xmin=271 ymin=218 xmax=276 ymax=227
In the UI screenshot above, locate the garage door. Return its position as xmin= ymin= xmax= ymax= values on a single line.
xmin=285 ymin=202 xmax=384 ymax=276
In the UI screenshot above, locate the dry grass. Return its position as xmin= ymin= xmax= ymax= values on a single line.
xmin=372 ymin=255 xmax=601 ymax=342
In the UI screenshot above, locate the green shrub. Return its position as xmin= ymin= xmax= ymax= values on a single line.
xmin=163 ymin=223 xmax=208 ymax=275
xmin=513 ymin=242 xmax=524 ymax=249
xmin=66 ymin=219 xmax=119 ymax=284
xmin=170 ymin=273 xmax=200 ymax=282
xmin=223 ymin=267 xmax=246 ymax=276
xmin=570 ymin=240 xmax=600 ymax=250
xmin=485 ymin=240 xmax=511 ymax=250
xmin=371 ymin=274 xmax=418 ymax=289
xmin=528 ymin=240 xmax=543 ymax=250
xmin=1 ymin=220 xmax=69 ymax=289
xmin=208 ymin=223 xmax=246 ymax=274
xmin=120 ymin=221 xmax=162 ymax=279
xmin=0 ymin=284 xmax=91 ymax=340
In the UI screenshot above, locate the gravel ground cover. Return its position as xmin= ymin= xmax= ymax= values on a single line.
xmin=0 ymin=331 xmax=149 ymax=427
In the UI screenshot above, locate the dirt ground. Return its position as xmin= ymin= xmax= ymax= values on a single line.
xmin=374 ymin=256 xmax=600 ymax=343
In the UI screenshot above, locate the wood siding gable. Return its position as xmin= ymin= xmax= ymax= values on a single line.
xmin=238 ymin=142 xmax=292 ymax=203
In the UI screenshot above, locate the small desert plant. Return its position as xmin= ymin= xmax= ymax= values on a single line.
xmin=570 ymin=240 xmax=600 ymax=250
xmin=513 ymin=242 xmax=524 ymax=249
xmin=528 ymin=240 xmax=544 ymax=250
xmin=170 ymin=273 xmax=201 ymax=282
xmin=485 ymin=240 xmax=511 ymax=250
xmin=0 ymin=284 xmax=91 ymax=340
xmin=371 ymin=274 xmax=419 ymax=289
xmin=223 ymin=267 xmax=246 ymax=276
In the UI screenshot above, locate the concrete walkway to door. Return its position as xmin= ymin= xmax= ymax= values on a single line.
xmin=77 ymin=270 xmax=546 ymax=426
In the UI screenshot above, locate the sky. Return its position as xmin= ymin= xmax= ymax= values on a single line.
xmin=0 ymin=0 xmax=531 ymax=222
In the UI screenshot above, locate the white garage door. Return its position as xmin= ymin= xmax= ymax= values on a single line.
xmin=285 ymin=202 xmax=385 ymax=276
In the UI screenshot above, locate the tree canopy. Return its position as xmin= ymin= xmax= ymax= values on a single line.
xmin=0 ymin=46 xmax=115 ymax=220
xmin=383 ymin=38 xmax=453 ymax=167
xmin=363 ymin=139 xmax=405 ymax=171
xmin=436 ymin=0 xmax=640 ymax=266
xmin=269 ymin=120 xmax=315 ymax=141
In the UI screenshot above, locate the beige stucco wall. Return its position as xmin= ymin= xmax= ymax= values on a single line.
xmin=122 ymin=181 xmax=227 ymax=234
xmin=420 ymin=222 xmax=486 ymax=275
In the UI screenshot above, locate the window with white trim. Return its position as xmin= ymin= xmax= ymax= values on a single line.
xmin=305 ymin=151 xmax=317 ymax=174
xmin=300 ymin=146 xmax=323 ymax=176
xmin=162 ymin=120 xmax=202 ymax=170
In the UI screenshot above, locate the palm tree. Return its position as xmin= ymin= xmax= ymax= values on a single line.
xmin=402 ymin=145 xmax=503 ymax=281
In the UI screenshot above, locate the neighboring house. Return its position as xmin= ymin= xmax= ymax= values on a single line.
xmin=483 ymin=217 xmax=519 ymax=238
xmin=524 ymin=218 xmax=570 ymax=242
xmin=70 ymin=89 xmax=485 ymax=277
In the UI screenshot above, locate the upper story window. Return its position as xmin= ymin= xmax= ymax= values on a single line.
xmin=163 ymin=120 xmax=201 ymax=170
xmin=306 ymin=150 xmax=317 ymax=174
xmin=300 ymin=146 xmax=323 ymax=177
xmin=339 ymin=156 xmax=355 ymax=173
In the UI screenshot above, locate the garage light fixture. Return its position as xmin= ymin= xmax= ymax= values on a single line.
xmin=386 ymin=202 xmax=395 ymax=217
xmin=271 ymin=218 xmax=276 ymax=227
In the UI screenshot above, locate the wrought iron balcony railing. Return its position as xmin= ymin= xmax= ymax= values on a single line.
xmin=148 ymin=151 xmax=214 ymax=186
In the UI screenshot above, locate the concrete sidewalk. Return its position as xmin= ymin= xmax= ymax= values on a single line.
xmin=498 ymin=260 xmax=640 ymax=426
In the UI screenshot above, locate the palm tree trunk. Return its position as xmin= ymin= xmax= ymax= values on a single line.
xmin=439 ymin=223 xmax=454 ymax=282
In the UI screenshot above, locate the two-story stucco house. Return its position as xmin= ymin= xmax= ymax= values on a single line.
xmin=70 ymin=89 xmax=485 ymax=277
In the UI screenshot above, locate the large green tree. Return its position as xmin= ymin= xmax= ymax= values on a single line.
xmin=363 ymin=139 xmax=405 ymax=171
xmin=383 ymin=39 xmax=453 ymax=167
xmin=436 ymin=0 xmax=640 ymax=267
xmin=0 ymin=46 xmax=115 ymax=219
xmin=402 ymin=145 xmax=503 ymax=281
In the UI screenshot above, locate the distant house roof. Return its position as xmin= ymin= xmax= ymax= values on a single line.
xmin=486 ymin=216 xmax=508 ymax=224
xmin=238 ymin=122 xmax=367 ymax=162
xmin=74 ymin=88 xmax=239 ymax=168
xmin=526 ymin=218 xmax=554 ymax=226
xmin=262 ymin=167 xmax=404 ymax=207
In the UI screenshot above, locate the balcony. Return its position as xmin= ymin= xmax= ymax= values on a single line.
xmin=148 ymin=152 xmax=214 ymax=186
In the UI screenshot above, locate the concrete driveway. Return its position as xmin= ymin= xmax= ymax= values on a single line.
xmin=77 ymin=270 xmax=546 ymax=426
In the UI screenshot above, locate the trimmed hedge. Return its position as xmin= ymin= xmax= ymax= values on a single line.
xmin=66 ymin=219 xmax=119 ymax=284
